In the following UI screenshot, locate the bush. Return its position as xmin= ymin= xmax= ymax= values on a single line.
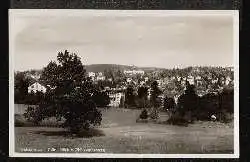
xmin=15 ymin=114 xmax=34 ymax=127
xmin=166 ymin=111 xmax=188 ymax=126
xmin=39 ymin=117 xmax=64 ymax=127
xmin=150 ymin=109 xmax=159 ymax=119
xmin=139 ymin=109 xmax=148 ymax=119
xmin=15 ymin=115 xmax=25 ymax=127
xmin=23 ymin=105 xmax=43 ymax=125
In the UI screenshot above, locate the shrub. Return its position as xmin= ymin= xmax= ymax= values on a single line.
xmin=15 ymin=114 xmax=34 ymax=127
xmin=139 ymin=109 xmax=148 ymax=119
xmin=15 ymin=114 xmax=25 ymax=127
xmin=150 ymin=109 xmax=159 ymax=119
xmin=166 ymin=111 xmax=188 ymax=126
xmin=23 ymin=106 xmax=42 ymax=125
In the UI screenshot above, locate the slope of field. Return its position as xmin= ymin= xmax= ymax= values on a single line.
xmin=15 ymin=108 xmax=234 ymax=154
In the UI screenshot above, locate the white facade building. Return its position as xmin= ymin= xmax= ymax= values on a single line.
xmin=28 ymin=82 xmax=47 ymax=93
xmin=196 ymin=80 xmax=203 ymax=86
xmin=225 ymin=76 xmax=231 ymax=85
xmin=187 ymin=76 xmax=195 ymax=85
xmin=108 ymin=92 xmax=123 ymax=107
xmin=212 ymin=78 xmax=218 ymax=84
xmin=147 ymin=88 xmax=151 ymax=100
xmin=96 ymin=72 xmax=105 ymax=81
xmin=156 ymin=79 xmax=164 ymax=87
xmin=104 ymin=86 xmax=110 ymax=91
xmin=88 ymin=72 xmax=95 ymax=77
xmin=124 ymin=70 xmax=144 ymax=75
xmin=126 ymin=78 xmax=132 ymax=83
xmin=181 ymin=80 xmax=186 ymax=86
xmin=174 ymin=95 xmax=180 ymax=104
xmin=88 ymin=72 xmax=95 ymax=81
xmin=140 ymin=81 xmax=145 ymax=86
xmin=196 ymin=76 xmax=201 ymax=80
xmin=30 ymin=74 xmax=40 ymax=80
xmin=96 ymin=76 xmax=105 ymax=81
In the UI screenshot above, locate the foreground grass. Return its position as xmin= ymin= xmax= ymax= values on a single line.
xmin=15 ymin=108 xmax=234 ymax=154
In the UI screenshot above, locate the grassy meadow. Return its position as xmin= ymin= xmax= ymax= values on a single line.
xmin=14 ymin=106 xmax=234 ymax=154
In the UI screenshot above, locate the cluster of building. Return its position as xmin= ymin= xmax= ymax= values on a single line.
xmin=157 ymin=75 xmax=233 ymax=89
xmin=88 ymin=72 xmax=105 ymax=81
xmin=25 ymin=67 xmax=234 ymax=108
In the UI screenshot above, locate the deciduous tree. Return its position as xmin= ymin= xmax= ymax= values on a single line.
xmin=25 ymin=50 xmax=102 ymax=134
xmin=150 ymin=81 xmax=162 ymax=119
xmin=125 ymin=84 xmax=136 ymax=107
xmin=14 ymin=72 xmax=31 ymax=103
xmin=137 ymin=86 xmax=149 ymax=108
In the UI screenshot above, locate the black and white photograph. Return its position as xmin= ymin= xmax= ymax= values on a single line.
xmin=9 ymin=10 xmax=239 ymax=158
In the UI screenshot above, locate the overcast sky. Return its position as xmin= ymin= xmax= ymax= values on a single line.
xmin=10 ymin=10 xmax=235 ymax=71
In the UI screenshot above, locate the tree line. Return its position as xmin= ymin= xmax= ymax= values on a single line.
xmin=133 ymin=81 xmax=234 ymax=124
xmin=15 ymin=50 xmax=234 ymax=135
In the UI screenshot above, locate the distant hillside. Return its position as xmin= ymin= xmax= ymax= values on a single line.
xmin=85 ymin=64 xmax=165 ymax=73
xmin=15 ymin=64 xmax=166 ymax=77
xmin=16 ymin=64 xmax=233 ymax=76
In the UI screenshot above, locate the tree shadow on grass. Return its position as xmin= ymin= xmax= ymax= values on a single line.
xmin=34 ymin=128 xmax=105 ymax=138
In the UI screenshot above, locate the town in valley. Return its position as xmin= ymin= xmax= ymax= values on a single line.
xmin=16 ymin=63 xmax=234 ymax=110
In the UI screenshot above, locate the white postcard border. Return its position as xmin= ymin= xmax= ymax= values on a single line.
xmin=9 ymin=9 xmax=239 ymax=158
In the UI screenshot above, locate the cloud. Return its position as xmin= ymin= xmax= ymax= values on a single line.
xmin=11 ymin=11 xmax=234 ymax=71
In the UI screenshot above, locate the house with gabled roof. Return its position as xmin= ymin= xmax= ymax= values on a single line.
xmin=28 ymin=82 xmax=47 ymax=94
